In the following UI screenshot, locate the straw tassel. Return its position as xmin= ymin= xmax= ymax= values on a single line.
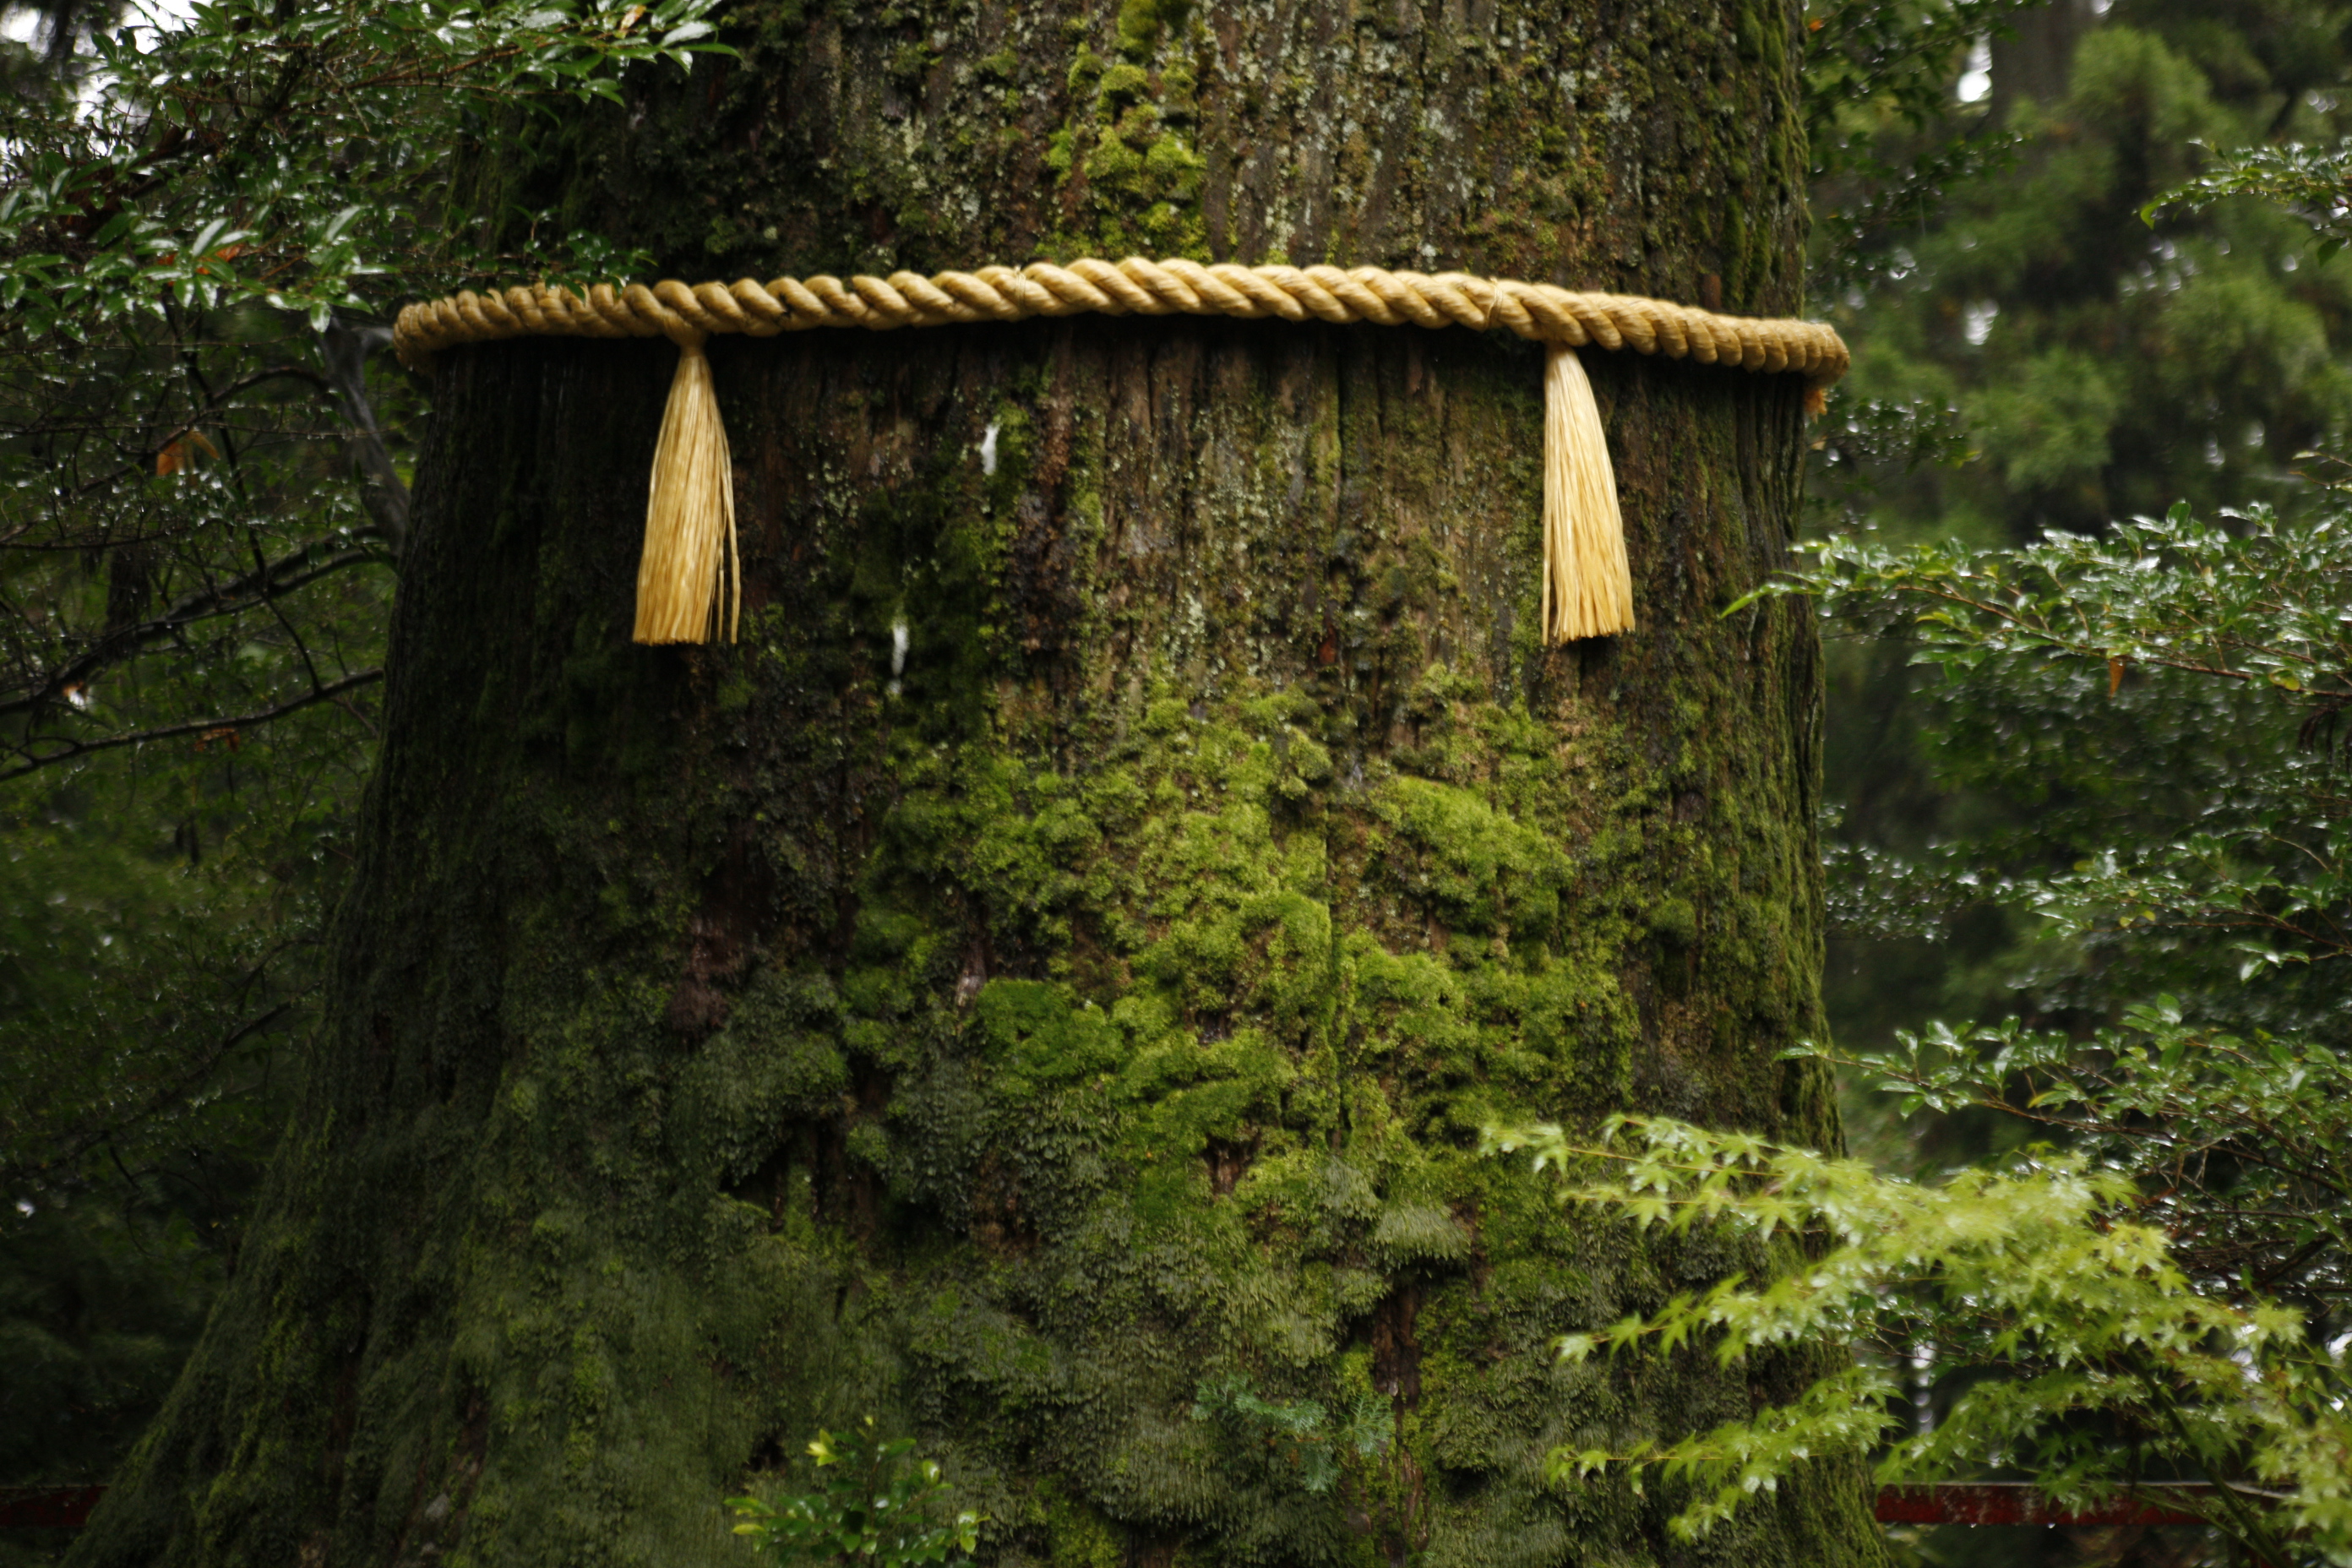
xmin=634 ymin=333 xmax=739 ymax=645
xmin=1541 ymin=344 xmax=1634 ymax=644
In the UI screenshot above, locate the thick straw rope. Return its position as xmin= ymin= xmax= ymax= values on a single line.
xmin=395 ymin=259 xmax=1847 ymax=382
xmin=392 ymin=259 xmax=1848 ymax=645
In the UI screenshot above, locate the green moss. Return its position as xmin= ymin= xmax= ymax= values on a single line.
xmin=1144 ymin=132 xmax=1206 ymax=193
xmin=1648 ymin=896 xmax=1698 ymax=947
xmin=1032 ymin=1479 xmax=1124 ymax=1567
xmin=888 ymin=39 xmax=935 ymax=84
xmin=1095 ymin=61 xmax=1150 ymax=102
xmin=1114 ymin=0 xmax=1190 ymax=63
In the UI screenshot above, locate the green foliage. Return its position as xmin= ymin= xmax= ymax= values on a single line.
xmin=1188 ymin=1375 xmax=1391 ymax=1494
xmin=1856 ymin=1001 xmax=2351 ymax=1302
xmin=0 ymin=1168 xmax=229 ymax=1494
xmin=1763 ymin=494 xmax=2352 ymax=697
xmin=1811 ymin=5 xmax=2352 ymax=548
xmin=1 ymin=739 xmax=342 ymax=1534
xmin=1804 ymin=0 xmax=2027 ymax=156
xmin=725 ymin=1421 xmax=983 ymax=1567
xmin=1 ymin=814 xmax=300 ymax=1187
xmin=1802 ymin=0 xmax=2036 ymax=281
xmin=1802 ymin=14 xmax=2352 ymax=1289
xmin=1489 ymin=1114 xmax=2350 ymax=1565
xmin=1767 ymin=499 xmax=2352 ymax=1025
xmin=0 ymin=0 xmax=733 ymax=782
xmin=1571 ymin=9 xmax=2352 ymax=1516
xmin=0 ymin=0 xmax=729 ymax=336
xmin=1549 ymin=436 xmax=2352 ymax=1560
xmin=1763 ymin=498 xmax=2352 ymax=1293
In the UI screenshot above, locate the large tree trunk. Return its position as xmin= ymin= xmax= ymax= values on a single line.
xmin=77 ymin=3 xmax=1880 ymax=1565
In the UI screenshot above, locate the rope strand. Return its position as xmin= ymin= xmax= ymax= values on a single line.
xmin=395 ymin=258 xmax=1848 ymax=391
xmin=393 ymin=259 xmax=1846 ymax=648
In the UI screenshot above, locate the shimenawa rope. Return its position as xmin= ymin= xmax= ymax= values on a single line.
xmin=393 ymin=258 xmax=1848 ymax=648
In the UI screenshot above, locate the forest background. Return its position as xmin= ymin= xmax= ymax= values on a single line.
xmin=5 ymin=0 xmax=2352 ymax=1564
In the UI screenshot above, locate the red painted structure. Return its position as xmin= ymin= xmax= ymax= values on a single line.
xmin=0 ymin=1486 xmax=106 ymax=1529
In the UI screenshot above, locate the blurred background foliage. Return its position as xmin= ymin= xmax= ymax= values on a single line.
xmin=1804 ymin=2 xmax=2352 ymax=1562
xmin=8 ymin=0 xmax=2352 ymax=1564
xmin=2 ymin=3 xmax=395 ymax=1554
xmin=1808 ymin=0 xmax=2352 ymax=1097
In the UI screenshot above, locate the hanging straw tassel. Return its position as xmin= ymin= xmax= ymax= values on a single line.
xmin=634 ymin=332 xmax=739 ymax=645
xmin=1540 ymin=344 xmax=1633 ymax=644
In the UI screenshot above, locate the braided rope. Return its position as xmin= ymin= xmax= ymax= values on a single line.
xmin=395 ymin=258 xmax=1845 ymax=649
xmin=393 ymin=257 xmax=1848 ymax=389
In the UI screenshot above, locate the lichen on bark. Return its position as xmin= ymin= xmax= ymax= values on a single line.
xmin=74 ymin=3 xmax=1880 ymax=1566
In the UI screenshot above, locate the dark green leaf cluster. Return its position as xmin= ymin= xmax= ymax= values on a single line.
xmin=1858 ymin=1003 xmax=2352 ymax=1304
xmin=0 ymin=0 xmax=734 ymax=781
xmin=0 ymin=0 xmax=728 ymax=335
xmin=1805 ymin=0 xmax=2028 ymax=155
xmin=1771 ymin=501 xmax=2352 ymax=1034
xmin=1766 ymin=501 xmax=2352 ymax=700
xmin=2153 ymin=137 xmax=2352 ymax=263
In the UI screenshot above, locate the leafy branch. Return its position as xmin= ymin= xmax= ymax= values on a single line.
xmin=1736 ymin=502 xmax=2352 ymax=700
xmin=0 ymin=664 xmax=383 ymax=781
xmin=1834 ymin=1004 xmax=2352 ymax=1303
xmin=1485 ymin=1116 xmax=2348 ymax=1563
xmin=2147 ymin=139 xmax=2352 ymax=263
xmin=1 ymin=0 xmax=731 ymax=334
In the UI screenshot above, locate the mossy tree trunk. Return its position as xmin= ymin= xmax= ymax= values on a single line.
xmin=75 ymin=3 xmax=1882 ymax=1565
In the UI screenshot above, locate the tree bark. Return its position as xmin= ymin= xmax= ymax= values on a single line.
xmin=76 ymin=3 xmax=1881 ymax=1565
xmin=1988 ymin=0 xmax=2097 ymax=122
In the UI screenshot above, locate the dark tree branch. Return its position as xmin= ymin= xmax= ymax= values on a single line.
xmin=0 ymin=999 xmax=294 ymax=1190
xmin=0 ymin=666 xmax=384 ymax=781
xmin=0 ymin=542 xmax=383 ymax=718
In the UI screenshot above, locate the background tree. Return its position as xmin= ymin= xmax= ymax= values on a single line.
xmin=29 ymin=2 xmax=1889 ymax=1566
xmin=1810 ymin=0 xmax=2352 ymax=1074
